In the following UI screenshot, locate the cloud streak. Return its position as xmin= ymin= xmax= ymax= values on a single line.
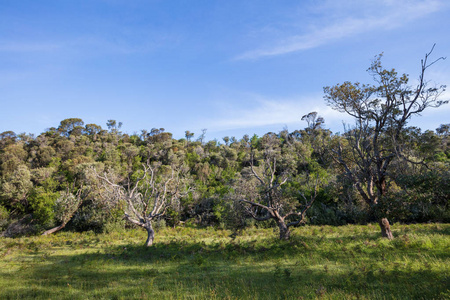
xmin=201 ymin=82 xmax=449 ymax=135
xmin=202 ymin=93 xmax=352 ymax=133
xmin=236 ymin=0 xmax=444 ymax=60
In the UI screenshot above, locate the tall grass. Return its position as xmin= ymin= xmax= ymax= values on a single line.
xmin=0 ymin=224 xmax=449 ymax=299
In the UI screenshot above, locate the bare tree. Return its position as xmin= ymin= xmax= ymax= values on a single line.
xmin=94 ymin=162 xmax=188 ymax=246
xmin=324 ymin=45 xmax=447 ymax=239
xmin=237 ymin=134 xmax=320 ymax=240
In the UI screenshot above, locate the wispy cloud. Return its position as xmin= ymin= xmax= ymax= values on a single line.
xmin=201 ymin=80 xmax=449 ymax=134
xmin=236 ymin=0 xmax=444 ymax=60
xmin=201 ymin=92 xmax=352 ymax=133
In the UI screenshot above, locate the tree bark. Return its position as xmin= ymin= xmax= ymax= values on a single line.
xmin=144 ymin=222 xmax=155 ymax=247
xmin=379 ymin=218 xmax=393 ymax=240
xmin=277 ymin=220 xmax=291 ymax=240
xmin=42 ymin=223 xmax=67 ymax=236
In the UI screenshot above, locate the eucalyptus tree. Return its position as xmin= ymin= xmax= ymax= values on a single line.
xmin=84 ymin=123 xmax=103 ymax=141
xmin=236 ymin=133 xmax=321 ymax=240
xmin=323 ymin=46 xmax=447 ymax=239
xmin=58 ymin=118 xmax=84 ymax=137
xmin=94 ymin=162 xmax=189 ymax=246
xmin=0 ymin=131 xmax=17 ymax=149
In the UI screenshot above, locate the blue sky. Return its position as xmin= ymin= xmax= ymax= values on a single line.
xmin=1 ymin=0 xmax=449 ymax=140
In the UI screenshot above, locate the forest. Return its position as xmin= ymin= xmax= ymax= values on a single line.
xmin=1 ymin=53 xmax=448 ymax=244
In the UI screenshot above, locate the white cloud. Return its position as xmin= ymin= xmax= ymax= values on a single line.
xmin=201 ymin=92 xmax=352 ymax=133
xmin=236 ymin=0 xmax=444 ymax=60
xmin=201 ymin=76 xmax=449 ymax=134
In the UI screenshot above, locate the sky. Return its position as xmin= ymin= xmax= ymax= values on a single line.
xmin=1 ymin=0 xmax=449 ymax=141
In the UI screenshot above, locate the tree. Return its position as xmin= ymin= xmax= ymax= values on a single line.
xmin=185 ymin=130 xmax=194 ymax=142
xmin=323 ymin=45 xmax=447 ymax=239
xmin=106 ymin=120 xmax=123 ymax=133
xmin=236 ymin=133 xmax=320 ymax=240
xmin=301 ymin=111 xmax=325 ymax=131
xmin=299 ymin=112 xmax=332 ymax=166
xmin=58 ymin=118 xmax=84 ymax=137
xmin=42 ymin=188 xmax=85 ymax=235
xmin=197 ymin=129 xmax=207 ymax=144
xmin=94 ymin=162 xmax=189 ymax=246
xmin=84 ymin=124 xmax=103 ymax=140
xmin=0 ymin=165 xmax=33 ymax=211
xmin=0 ymin=131 xmax=17 ymax=149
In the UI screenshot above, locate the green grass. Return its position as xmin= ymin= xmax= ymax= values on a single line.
xmin=0 ymin=224 xmax=449 ymax=299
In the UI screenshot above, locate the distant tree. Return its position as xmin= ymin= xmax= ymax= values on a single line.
xmin=58 ymin=118 xmax=84 ymax=137
xmin=147 ymin=128 xmax=171 ymax=144
xmin=106 ymin=120 xmax=123 ymax=132
xmin=197 ymin=129 xmax=207 ymax=144
xmin=301 ymin=111 xmax=325 ymax=131
xmin=185 ymin=130 xmax=194 ymax=142
xmin=84 ymin=124 xmax=103 ymax=140
xmin=436 ymin=124 xmax=449 ymax=151
xmin=323 ymin=45 xmax=447 ymax=239
xmin=0 ymin=131 xmax=17 ymax=149
xmin=300 ymin=112 xmax=332 ymax=166
xmin=436 ymin=124 xmax=449 ymax=136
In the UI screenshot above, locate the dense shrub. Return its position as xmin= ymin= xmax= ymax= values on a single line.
xmin=28 ymin=188 xmax=58 ymax=227
xmin=0 ymin=205 xmax=9 ymax=230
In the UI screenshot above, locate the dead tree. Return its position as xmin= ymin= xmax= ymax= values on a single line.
xmin=238 ymin=135 xmax=320 ymax=240
xmin=95 ymin=162 xmax=187 ymax=247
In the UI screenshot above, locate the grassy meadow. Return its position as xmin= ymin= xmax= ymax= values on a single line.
xmin=0 ymin=224 xmax=449 ymax=299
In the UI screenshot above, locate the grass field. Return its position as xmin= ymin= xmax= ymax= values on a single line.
xmin=0 ymin=224 xmax=449 ymax=299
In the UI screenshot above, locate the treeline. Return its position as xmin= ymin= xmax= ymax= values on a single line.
xmin=1 ymin=51 xmax=449 ymax=240
xmin=0 ymin=116 xmax=448 ymax=237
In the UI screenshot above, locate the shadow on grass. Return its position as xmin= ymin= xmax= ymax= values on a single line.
xmin=397 ymin=223 xmax=450 ymax=236
xmin=1 ymin=249 xmax=447 ymax=300
xmin=1 ymin=233 xmax=448 ymax=299
xmin=94 ymin=230 xmax=450 ymax=264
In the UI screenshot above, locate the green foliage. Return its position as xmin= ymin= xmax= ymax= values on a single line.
xmin=380 ymin=170 xmax=450 ymax=223
xmin=0 ymin=164 xmax=33 ymax=212
xmin=28 ymin=188 xmax=59 ymax=226
xmin=58 ymin=118 xmax=84 ymax=137
xmin=0 ymin=205 xmax=9 ymax=230
xmin=1 ymin=115 xmax=448 ymax=231
xmin=70 ymin=200 xmax=124 ymax=233
xmin=164 ymin=207 xmax=181 ymax=227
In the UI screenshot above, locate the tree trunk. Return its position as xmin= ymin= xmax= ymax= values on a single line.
xmin=42 ymin=223 xmax=67 ymax=236
xmin=277 ymin=220 xmax=291 ymax=240
xmin=144 ymin=222 xmax=155 ymax=247
xmin=379 ymin=218 xmax=393 ymax=240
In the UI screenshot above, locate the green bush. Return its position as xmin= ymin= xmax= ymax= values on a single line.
xmin=0 ymin=205 xmax=9 ymax=230
xmin=28 ymin=188 xmax=59 ymax=227
xmin=70 ymin=200 xmax=125 ymax=233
